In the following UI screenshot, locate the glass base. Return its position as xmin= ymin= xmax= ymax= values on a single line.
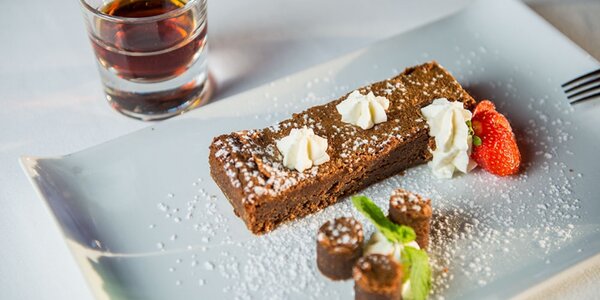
xmin=105 ymin=74 xmax=213 ymax=121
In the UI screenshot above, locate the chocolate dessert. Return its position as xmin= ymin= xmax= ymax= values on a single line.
xmin=316 ymin=217 xmax=364 ymax=280
xmin=389 ymin=189 xmax=432 ymax=249
xmin=353 ymin=254 xmax=404 ymax=300
xmin=209 ymin=61 xmax=476 ymax=234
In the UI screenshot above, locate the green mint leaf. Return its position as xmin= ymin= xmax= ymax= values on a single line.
xmin=351 ymin=195 xmax=416 ymax=244
xmin=473 ymin=135 xmax=482 ymax=146
xmin=396 ymin=225 xmax=417 ymax=243
xmin=402 ymin=246 xmax=432 ymax=300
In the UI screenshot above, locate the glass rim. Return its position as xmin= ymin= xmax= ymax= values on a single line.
xmin=79 ymin=0 xmax=200 ymax=23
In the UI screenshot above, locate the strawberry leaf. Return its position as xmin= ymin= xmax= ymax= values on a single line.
xmin=466 ymin=120 xmax=474 ymax=136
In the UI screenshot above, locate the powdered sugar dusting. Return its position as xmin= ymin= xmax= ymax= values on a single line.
xmin=318 ymin=217 xmax=363 ymax=249
xmin=391 ymin=188 xmax=430 ymax=213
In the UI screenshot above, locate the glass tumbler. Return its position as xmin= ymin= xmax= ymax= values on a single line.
xmin=79 ymin=0 xmax=211 ymax=121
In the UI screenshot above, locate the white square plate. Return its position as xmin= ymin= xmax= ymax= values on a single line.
xmin=21 ymin=0 xmax=600 ymax=299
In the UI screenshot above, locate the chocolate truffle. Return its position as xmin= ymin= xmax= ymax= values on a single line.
xmin=317 ymin=217 xmax=364 ymax=280
xmin=353 ymin=254 xmax=404 ymax=300
xmin=388 ymin=189 xmax=432 ymax=249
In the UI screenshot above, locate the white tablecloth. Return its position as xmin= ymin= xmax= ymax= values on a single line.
xmin=1 ymin=0 xmax=598 ymax=299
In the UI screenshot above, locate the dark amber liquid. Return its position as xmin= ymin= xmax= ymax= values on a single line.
xmin=92 ymin=0 xmax=207 ymax=82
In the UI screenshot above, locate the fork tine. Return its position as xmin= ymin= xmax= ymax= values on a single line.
xmin=564 ymin=76 xmax=600 ymax=93
xmin=566 ymin=82 xmax=600 ymax=99
xmin=570 ymin=91 xmax=600 ymax=104
xmin=562 ymin=68 xmax=600 ymax=87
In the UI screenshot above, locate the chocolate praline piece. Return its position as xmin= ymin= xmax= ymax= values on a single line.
xmin=388 ymin=189 xmax=432 ymax=249
xmin=316 ymin=217 xmax=364 ymax=280
xmin=353 ymin=254 xmax=404 ymax=300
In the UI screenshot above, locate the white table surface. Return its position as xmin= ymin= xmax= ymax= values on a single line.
xmin=1 ymin=0 xmax=598 ymax=299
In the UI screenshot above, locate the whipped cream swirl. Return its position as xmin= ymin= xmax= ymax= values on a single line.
xmin=420 ymin=98 xmax=476 ymax=179
xmin=336 ymin=90 xmax=390 ymax=129
xmin=364 ymin=231 xmax=421 ymax=263
xmin=276 ymin=126 xmax=330 ymax=172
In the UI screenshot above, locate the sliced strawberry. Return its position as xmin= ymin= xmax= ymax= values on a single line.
xmin=471 ymin=100 xmax=520 ymax=176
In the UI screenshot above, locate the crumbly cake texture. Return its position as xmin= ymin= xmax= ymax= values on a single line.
xmin=389 ymin=189 xmax=432 ymax=249
xmin=316 ymin=217 xmax=364 ymax=280
xmin=209 ymin=61 xmax=476 ymax=234
xmin=353 ymin=254 xmax=403 ymax=300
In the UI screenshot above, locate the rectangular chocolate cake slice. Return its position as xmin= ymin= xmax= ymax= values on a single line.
xmin=209 ymin=61 xmax=475 ymax=234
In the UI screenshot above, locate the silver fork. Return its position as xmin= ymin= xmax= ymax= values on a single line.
xmin=562 ymin=68 xmax=600 ymax=104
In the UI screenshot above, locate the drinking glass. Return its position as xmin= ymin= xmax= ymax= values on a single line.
xmin=79 ymin=0 xmax=211 ymax=121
